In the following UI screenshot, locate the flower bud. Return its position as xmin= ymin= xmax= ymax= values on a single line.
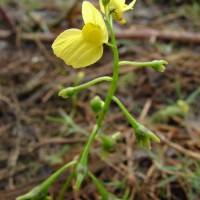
xmin=58 ymin=87 xmax=75 ymax=98
xmin=99 ymin=134 xmax=115 ymax=152
xmin=99 ymin=132 xmax=121 ymax=158
xmin=90 ymin=96 xmax=104 ymax=115
xmin=77 ymin=72 xmax=85 ymax=82
xmin=177 ymin=100 xmax=189 ymax=114
xmin=135 ymin=125 xmax=160 ymax=148
xmin=111 ymin=131 xmax=121 ymax=141
xmin=151 ymin=60 xmax=168 ymax=72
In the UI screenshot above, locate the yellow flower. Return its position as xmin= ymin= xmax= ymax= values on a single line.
xmin=100 ymin=0 xmax=136 ymax=23
xmin=52 ymin=1 xmax=108 ymax=68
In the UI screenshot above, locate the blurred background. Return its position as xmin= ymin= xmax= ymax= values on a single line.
xmin=0 ymin=0 xmax=200 ymax=199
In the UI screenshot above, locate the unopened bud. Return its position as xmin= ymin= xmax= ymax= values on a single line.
xmin=90 ymin=96 xmax=104 ymax=115
xmin=99 ymin=132 xmax=121 ymax=158
xmin=77 ymin=72 xmax=85 ymax=81
xmin=99 ymin=134 xmax=115 ymax=152
xmin=111 ymin=131 xmax=121 ymax=141
xmin=58 ymin=87 xmax=75 ymax=98
xmin=151 ymin=60 xmax=168 ymax=72
xmin=177 ymin=100 xmax=189 ymax=114
xmin=135 ymin=125 xmax=160 ymax=148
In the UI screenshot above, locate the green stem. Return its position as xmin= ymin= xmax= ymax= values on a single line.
xmin=119 ymin=60 xmax=167 ymax=67
xmin=58 ymin=169 xmax=76 ymax=200
xmin=73 ymin=76 xmax=112 ymax=93
xmin=119 ymin=60 xmax=167 ymax=72
xmin=88 ymin=171 xmax=111 ymax=199
xmin=112 ymin=96 xmax=139 ymax=130
xmin=59 ymin=76 xmax=113 ymax=99
xmin=96 ymin=15 xmax=119 ymax=126
xmin=74 ymin=15 xmax=120 ymax=188
xmin=40 ymin=160 xmax=77 ymax=190
xmin=85 ymin=15 xmax=119 ymax=153
xmin=16 ymin=160 xmax=77 ymax=200
xmin=112 ymin=96 xmax=160 ymax=144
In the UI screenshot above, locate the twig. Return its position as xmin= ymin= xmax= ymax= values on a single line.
xmin=139 ymin=99 xmax=152 ymax=122
xmin=115 ymin=28 xmax=200 ymax=43
xmin=158 ymin=133 xmax=200 ymax=160
xmin=0 ymin=29 xmax=12 ymax=37
xmin=0 ymin=6 xmax=15 ymax=28
xmin=26 ymin=137 xmax=87 ymax=153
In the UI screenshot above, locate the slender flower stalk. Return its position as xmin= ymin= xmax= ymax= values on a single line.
xmin=119 ymin=60 xmax=168 ymax=72
xmin=16 ymin=160 xmax=77 ymax=200
xmin=112 ymin=96 xmax=160 ymax=147
xmin=59 ymin=76 xmax=113 ymax=98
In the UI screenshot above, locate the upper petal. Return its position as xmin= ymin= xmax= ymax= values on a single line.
xmin=99 ymin=0 xmax=105 ymax=14
xmin=114 ymin=0 xmax=125 ymax=10
xmin=52 ymin=29 xmax=103 ymax=68
xmin=123 ymin=0 xmax=136 ymax=11
xmin=82 ymin=1 xmax=108 ymax=43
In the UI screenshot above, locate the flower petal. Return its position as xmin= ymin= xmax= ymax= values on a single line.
xmin=115 ymin=0 xmax=125 ymax=10
xmin=70 ymin=42 xmax=103 ymax=68
xmin=99 ymin=0 xmax=104 ymax=13
xmin=124 ymin=0 xmax=136 ymax=11
xmin=52 ymin=29 xmax=103 ymax=68
xmin=82 ymin=1 xmax=108 ymax=43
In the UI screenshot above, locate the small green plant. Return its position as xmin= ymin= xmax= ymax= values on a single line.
xmin=150 ymin=151 xmax=200 ymax=200
xmin=151 ymin=85 xmax=200 ymax=124
xmin=17 ymin=0 xmax=168 ymax=199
